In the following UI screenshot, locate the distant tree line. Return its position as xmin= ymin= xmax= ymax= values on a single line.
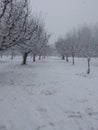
xmin=0 ymin=0 xmax=51 ymax=64
xmin=55 ymin=25 xmax=98 ymax=74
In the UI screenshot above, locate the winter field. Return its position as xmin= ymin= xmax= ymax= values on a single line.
xmin=0 ymin=56 xmax=98 ymax=130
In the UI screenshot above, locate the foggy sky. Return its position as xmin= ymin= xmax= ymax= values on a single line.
xmin=30 ymin=0 xmax=98 ymax=43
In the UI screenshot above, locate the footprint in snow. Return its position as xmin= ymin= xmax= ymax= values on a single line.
xmin=64 ymin=111 xmax=82 ymax=119
xmin=37 ymin=122 xmax=55 ymax=130
xmin=40 ymin=89 xmax=57 ymax=96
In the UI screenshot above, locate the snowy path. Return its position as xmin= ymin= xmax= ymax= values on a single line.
xmin=0 ymin=57 xmax=98 ymax=130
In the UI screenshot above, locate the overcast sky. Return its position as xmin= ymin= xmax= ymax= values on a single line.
xmin=30 ymin=0 xmax=98 ymax=43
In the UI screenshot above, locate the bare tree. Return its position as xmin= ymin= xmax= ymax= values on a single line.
xmin=37 ymin=31 xmax=51 ymax=60
xmin=93 ymin=24 xmax=98 ymax=57
xmin=20 ymin=17 xmax=39 ymax=64
xmin=0 ymin=0 xmax=12 ymax=19
xmin=63 ymin=34 xmax=72 ymax=62
xmin=55 ymin=38 xmax=66 ymax=60
xmin=55 ymin=31 xmax=79 ymax=64
xmin=68 ymin=31 xmax=79 ymax=65
xmin=77 ymin=26 xmax=95 ymax=74
xmin=0 ymin=0 xmax=30 ymax=51
xmin=18 ymin=15 xmax=50 ymax=64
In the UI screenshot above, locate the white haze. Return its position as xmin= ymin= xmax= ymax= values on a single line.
xmin=30 ymin=0 xmax=98 ymax=43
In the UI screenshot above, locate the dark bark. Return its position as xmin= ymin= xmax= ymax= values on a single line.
xmin=87 ymin=57 xmax=91 ymax=74
xmin=1 ymin=52 xmax=3 ymax=58
xmin=22 ymin=52 xmax=28 ymax=65
xmin=39 ymin=54 xmax=41 ymax=60
xmin=43 ymin=55 xmax=46 ymax=59
xmin=72 ymin=56 xmax=75 ymax=65
xmin=33 ymin=53 xmax=36 ymax=62
xmin=0 ymin=0 xmax=10 ymax=19
xmin=62 ymin=55 xmax=65 ymax=60
xmin=66 ymin=54 xmax=69 ymax=62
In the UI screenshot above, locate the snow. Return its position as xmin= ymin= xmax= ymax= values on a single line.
xmin=0 ymin=56 xmax=98 ymax=130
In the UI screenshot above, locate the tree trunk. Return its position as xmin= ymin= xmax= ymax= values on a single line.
xmin=1 ymin=52 xmax=3 ymax=58
xmin=62 ymin=55 xmax=65 ymax=60
xmin=39 ymin=54 xmax=41 ymax=60
xmin=66 ymin=54 xmax=69 ymax=62
xmin=72 ymin=56 xmax=75 ymax=65
xmin=22 ymin=52 xmax=28 ymax=65
xmin=44 ymin=55 xmax=46 ymax=59
xmin=33 ymin=53 xmax=36 ymax=62
xmin=87 ymin=57 xmax=91 ymax=74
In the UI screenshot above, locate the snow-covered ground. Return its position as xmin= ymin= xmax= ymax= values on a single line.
xmin=0 ymin=56 xmax=98 ymax=130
